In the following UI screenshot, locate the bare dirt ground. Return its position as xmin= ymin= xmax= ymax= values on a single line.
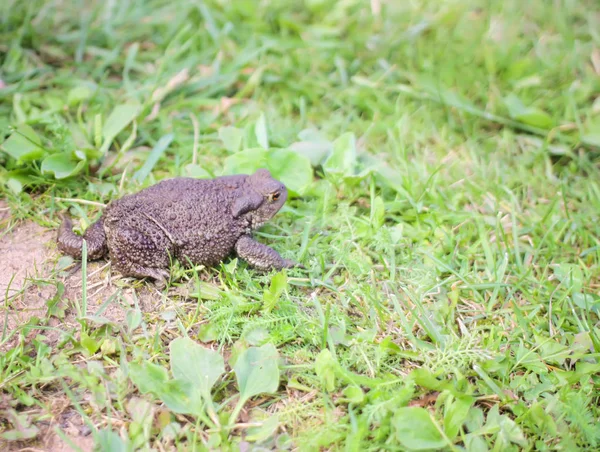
xmin=4 ymin=427 xmax=95 ymax=452
xmin=0 ymin=202 xmax=164 ymax=451
xmin=0 ymin=201 xmax=163 ymax=349
xmin=0 ymin=203 xmax=53 ymax=299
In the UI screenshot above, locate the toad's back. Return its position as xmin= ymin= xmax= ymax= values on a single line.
xmin=105 ymin=175 xmax=250 ymax=234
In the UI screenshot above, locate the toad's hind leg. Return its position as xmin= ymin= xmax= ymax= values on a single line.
xmin=106 ymin=224 xmax=173 ymax=286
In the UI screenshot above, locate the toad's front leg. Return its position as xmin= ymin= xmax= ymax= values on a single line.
xmin=234 ymin=235 xmax=299 ymax=271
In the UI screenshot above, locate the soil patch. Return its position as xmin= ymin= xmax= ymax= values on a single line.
xmin=2 ymin=420 xmax=95 ymax=452
xmin=0 ymin=205 xmax=163 ymax=350
xmin=0 ymin=203 xmax=54 ymax=298
xmin=0 ymin=205 xmax=168 ymax=451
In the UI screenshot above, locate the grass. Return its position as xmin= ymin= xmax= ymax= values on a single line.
xmin=1 ymin=0 xmax=600 ymax=450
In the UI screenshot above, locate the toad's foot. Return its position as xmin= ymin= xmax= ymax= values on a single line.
xmin=126 ymin=265 xmax=170 ymax=289
xmin=235 ymin=235 xmax=303 ymax=271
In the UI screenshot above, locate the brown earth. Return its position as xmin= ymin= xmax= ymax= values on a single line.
xmin=0 ymin=202 xmax=165 ymax=451
xmin=3 ymin=426 xmax=95 ymax=452
xmin=0 ymin=201 xmax=164 ymax=350
xmin=0 ymin=203 xmax=53 ymax=299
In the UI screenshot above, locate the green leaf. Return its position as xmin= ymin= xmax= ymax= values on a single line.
xmin=223 ymin=148 xmax=269 ymax=175
xmin=126 ymin=309 xmax=142 ymax=332
xmin=528 ymin=402 xmax=557 ymax=436
xmin=443 ymin=394 xmax=474 ymax=440
xmin=266 ymin=148 xmax=313 ymax=195
xmin=185 ymin=163 xmax=212 ymax=179
xmin=438 ymin=88 xmax=476 ymax=111
xmin=410 ymin=368 xmax=455 ymax=393
xmin=101 ymin=102 xmax=140 ymax=153
xmin=80 ymin=332 xmax=100 ymax=355
xmin=504 ymin=94 xmax=553 ymax=129
xmin=129 ymin=361 xmax=169 ymax=395
xmin=289 ymin=140 xmax=331 ymax=166
xmin=127 ymin=398 xmax=154 ymax=449
xmin=323 ymin=132 xmax=356 ymax=182
xmin=537 ymin=338 xmax=571 ymax=366
xmin=371 ymin=196 xmax=385 ymax=229
xmin=67 ymin=85 xmax=95 ymax=106
xmin=245 ymin=415 xmax=280 ymax=443
xmin=45 ymin=282 xmax=66 ymax=319
xmin=244 ymin=327 xmax=270 ymax=346
xmin=329 ymin=324 xmax=348 ymax=346
xmin=228 ymin=339 xmax=248 ymax=369
xmin=0 ymin=410 xmax=40 ymax=441
xmin=100 ymin=338 xmax=117 ymax=355
xmin=276 ymin=433 xmax=293 ymax=449
xmin=263 ymin=271 xmax=288 ymax=313
xmin=298 ymin=128 xmax=329 ymax=142
xmin=582 ymin=134 xmax=600 ymax=148
xmin=1 ymin=124 xmax=45 ymax=162
xmin=465 ymin=434 xmax=488 ymax=452
xmin=515 ymin=109 xmax=554 ymax=129
xmin=255 ymin=112 xmax=269 ymax=149
xmin=45 ymin=94 xmax=65 ymax=111
xmin=223 ymin=148 xmax=313 ymax=195
xmin=498 ymin=414 xmax=527 ymax=447
xmin=392 ymin=407 xmax=448 ymax=451
xmin=515 ymin=343 xmax=547 ymax=374
xmin=343 ymin=386 xmax=365 ymax=404
xmin=571 ymin=292 xmax=600 ymax=313
xmin=190 ymin=282 xmax=223 ymax=301
xmin=197 ymin=323 xmax=219 ymax=342
xmin=158 ymin=380 xmax=196 ymax=414
xmin=465 ymin=406 xmax=485 ymax=432
xmin=133 ymin=133 xmax=174 ymax=183
xmin=219 ymin=126 xmax=244 ymax=153
xmin=378 ymin=336 xmax=403 ymax=354
xmin=315 ymin=349 xmax=337 ymax=392
xmin=170 ymin=337 xmax=225 ymax=404
xmin=6 ymin=178 xmax=23 ymax=194
xmin=234 ymin=343 xmax=280 ymax=402
xmin=2 ymin=169 xmax=35 ymax=194
xmin=128 ymin=361 xmax=194 ymax=414
xmin=95 ymin=429 xmax=130 ymax=452
xmin=503 ymin=94 xmax=530 ymax=118
xmin=552 ymin=263 xmax=583 ymax=294
xmin=12 ymin=93 xmax=27 ymax=123
xmin=40 ymin=153 xmax=86 ymax=179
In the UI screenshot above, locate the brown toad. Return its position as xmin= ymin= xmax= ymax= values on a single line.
xmin=57 ymin=169 xmax=300 ymax=285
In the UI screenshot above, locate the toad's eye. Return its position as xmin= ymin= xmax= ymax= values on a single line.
xmin=270 ymin=192 xmax=280 ymax=202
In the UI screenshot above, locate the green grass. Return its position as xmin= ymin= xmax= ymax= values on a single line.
xmin=1 ymin=0 xmax=600 ymax=450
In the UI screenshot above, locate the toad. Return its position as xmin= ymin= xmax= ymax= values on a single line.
xmin=57 ymin=169 xmax=301 ymax=285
